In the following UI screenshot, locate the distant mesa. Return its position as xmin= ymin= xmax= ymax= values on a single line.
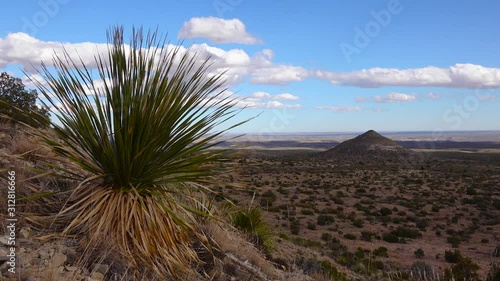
xmin=323 ymin=130 xmax=415 ymax=163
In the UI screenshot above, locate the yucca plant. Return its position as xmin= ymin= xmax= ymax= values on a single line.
xmin=230 ymin=205 xmax=273 ymax=253
xmin=29 ymin=26 xmax=246 ymax=279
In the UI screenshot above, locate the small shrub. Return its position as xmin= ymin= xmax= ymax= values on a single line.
xmin=343 ymin=233 xmax=356 ymax=240
xmin=373 ymin=246 xmax=388 ymax=257
xmin=444 ymin=255 xmax=480 ymax=281
xmin=231 ymin=205 xmax=273 ymax=253
xmin=361 ymin=231 xmax=375 ymax=242
xmin=444 ymin=249 xmax=462 ymax=263
xmin=414 ymin=248 xmax=425 ymax=258
xmin=383 ymin=233 xmax=399 ymax=243
xmin=321 ymin=232 xmax=333 ymax=241
xmin=380 ymin=207 xmax=393 ymax=216
xmin=317 ymin=214 xmax=335 ymax=226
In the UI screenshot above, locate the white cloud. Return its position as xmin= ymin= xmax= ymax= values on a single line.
xmin=4 ymin=33 xmax=500 ymax=92
xmin=250 ymin=65 xmax=310 ymax=85
xmin=315 ymin=64 xmax=500 ymax=89
xmin=0 ymin=33 xmax=310 ymax=87
xmin=374 ymin=92 xmax=416 ymax=103
xmin=427 ymin=92 xmax=440 ymax=99
xmin=315 ymin=106 xmax=362 ymax=112
xmin=0 ymin=32 xmax=109 ymax=70
xmin=263 ymin=100 xmax=301 ymax=109
xmin=220 ymin=91 xmax=300 ymax=109
xmin=178 ymin=17 xmax=262 ymax=44
xmin=273 ymin=93 xmax=299 ymax=100
xmin=251 ymin=91 xmax=272 ymax=99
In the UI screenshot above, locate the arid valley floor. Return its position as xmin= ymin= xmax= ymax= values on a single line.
xmin=214 ymin=130 xmax=500 ymax=279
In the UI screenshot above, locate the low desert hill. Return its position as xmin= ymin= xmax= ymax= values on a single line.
xmin=323 ymin=130 xmax=415 ymax=163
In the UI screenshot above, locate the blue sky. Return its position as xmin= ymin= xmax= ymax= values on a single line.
xmin=1 ymin=0 xmax=499 ymax=133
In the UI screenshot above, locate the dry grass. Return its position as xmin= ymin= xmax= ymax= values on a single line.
xmin=202 ymin=222 xmax=283 ymax=280
xmin=53 ymin=185 xmax=204 ymax=279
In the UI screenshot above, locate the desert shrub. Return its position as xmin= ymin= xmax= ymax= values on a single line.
xmin=444 ymin=249 xmax=462 ymax=263
xmin=343 ymin=233 xmax=356 ymax=240
xmin=373 ymin=246 xmax=388 ymax=257
xmin=290 ymin=219 xmax=301 ymax=235
xmin=307 ymin=221 xmax=317 ymax=230
xmin=291 ymin=237 xmax=322 ymax=248
xmin=416 ymin=219 xmax=429 ymax=229
xmin=447 ymin=236 xmax=461 ymax=248
xmin=487 ymin=261 xmax=500 ymax=281
xmin=352 ymin=218 xmax=364 ymax=228
xmin=231 ymin=205 xmax=273 ymax=253
xmin=317 ymin=214 xmax=335 ymax=226
xmin=414 ymin=248 xmax=424 ymax=258
xmin=444 ymin=255 xmax=479 ymax=281
xmin=321 ymin=232 xmax=333 ymax=241
xmin=320 ymin=260 xmax=349 ymax=281
xmin=260 ymin=190 xmax=277 ymax=207
xmin=380 ymin=207 xmax=393 ymax=216
xmin=466 ymin=186 xmax=477 ymax=195
xmin=382 ymin=233 xmax=399 ymax=243
xmin=301 ymin=209 xmax=314 ymax=215
xmin=361 ymin=231 xmax=375 ymax=242
xmin=391 ymin=226 xmax=422 ymax=239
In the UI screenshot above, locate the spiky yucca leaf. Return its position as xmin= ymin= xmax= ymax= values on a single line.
xmin=30 ymin=26 xmax=246 ymax=278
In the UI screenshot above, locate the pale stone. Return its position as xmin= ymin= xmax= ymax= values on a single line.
xmin=51 ymin=252 xmax=67 ymax=267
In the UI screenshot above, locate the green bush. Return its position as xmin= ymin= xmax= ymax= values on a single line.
xmin=231 ymin=206 xmax=273 ymax=253
xmin=290 ymin=219 xmax=301 ymax=235
xmin=373 ymin=246 xmax=388 ymax=257
xmin=0 ymin=72 xmax=50 ymax=128
xmin=361 ymin=231 xmax=375 ymax=241
xmin=343 ymin=233 xmax=356 ymax=240
xmin=447 ymin=236 xmax=461 ymax=248
xmin=260 ymin=190 xmax=277 ymax=207
xmin=414 ymin=248 xmax=425 ymax=258
xmin=317 ymin=214 xmax=335 ymax=226
xmin=383 ymin=233 xmax=399 ymax=243
xmin=321 ymin=232 xmax=333 ymax=241
xmin=444 ymin=255 xmax=479 ymax=281
xmin=444 ymin=249 xmax=462 ymax=263
xmin=392 ymin=226 xmax=422 ymax=239
xmin=380 ymin=207 xmax=393 ymax=216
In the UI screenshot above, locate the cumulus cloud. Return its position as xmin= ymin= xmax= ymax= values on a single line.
xmin=4 ymin=33 xmax=500 ymax=91
xmin=263 ymin=100 xmax=301 ymax=109
xmin=178 ymin=17 xmax=262 ymax=44
xmin=0 ymin=32 xmax=109 ymax=70
xmin=315 ymin=64 xmax=500 ymax=89
xmin=250 ymin=65 xmax=310 ymax=85
xmin=273 ymin=93 xmax=299 ymax=100
xmin=0 ymin=33 xmax=309 ymax=86
xmin=315 ymin=106 xmax=362 ymax=112
xmin=374 ymin=92 xmax=416 ymax=103
xmin=221 ymin=91 xmax=300 ymax=109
